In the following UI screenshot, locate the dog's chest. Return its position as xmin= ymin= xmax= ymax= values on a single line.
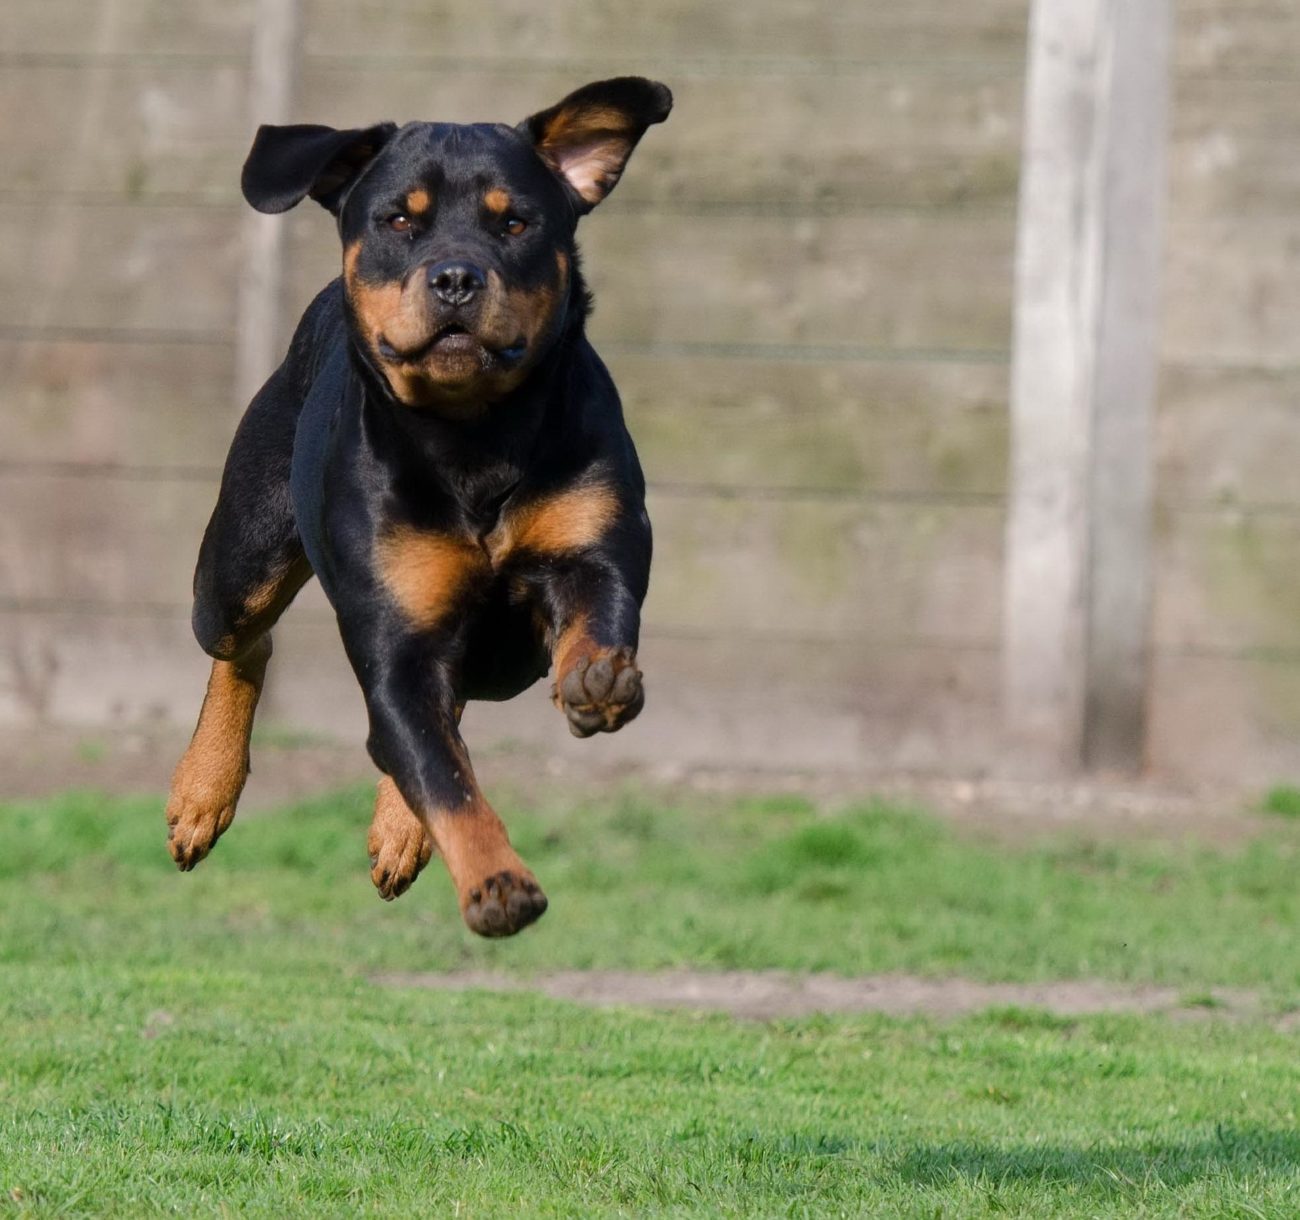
xmin=375 ymin=479 xmax=617 ymax=631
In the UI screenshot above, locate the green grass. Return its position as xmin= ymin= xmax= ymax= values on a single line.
xmin=1261 ymin=783 xmax=1300 ymax=819
xmin=5 ymin=786 xmax=1300 ymax=990
xmin=3 ymin=785 xmax=1300 ymax=1216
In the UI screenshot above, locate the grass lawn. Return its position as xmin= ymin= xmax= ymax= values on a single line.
xmin=2 ymin=784 xmax=1300 ymax=1216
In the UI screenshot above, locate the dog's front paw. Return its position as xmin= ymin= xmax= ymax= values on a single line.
xmin=464 ymin=870 xmax=548 ymax=937
xmin=553 ymin=645 xmax=644 ymax=737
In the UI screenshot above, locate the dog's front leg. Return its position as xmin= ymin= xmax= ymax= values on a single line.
xmin=350 ymin=630 xmax=547 ymax=936
xmin=539 ymin=554 xmax=650 ymax=739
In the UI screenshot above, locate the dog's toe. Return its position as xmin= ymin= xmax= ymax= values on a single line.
xmin=368 ymin=818 xmax=433 ymax=901
xmin=165 ymin=792 xmax=236 ymax=871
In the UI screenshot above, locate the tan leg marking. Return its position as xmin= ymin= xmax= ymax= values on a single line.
xmin=215 ymin=555 xmax=312 ymax=655
xmin=426 ymin=787 xmax=548 ymax=938
xmin=367 ymin=776 xmax=434 ymax=901
xmin=165 ymin=636 xmax=271 ymax=870
xmin=373 ymin=758 xmax=547 ymax=936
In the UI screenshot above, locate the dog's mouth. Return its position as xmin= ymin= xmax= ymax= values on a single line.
xmin=378 ymin=322 xmax=526 ymax=369
xmin=378 ymin=321 xmax=473 ymax=363
xmin=429 ymin=321 xmax=475 ymax=351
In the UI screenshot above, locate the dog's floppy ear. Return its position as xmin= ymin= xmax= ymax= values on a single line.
xmin=240 ymin=122 xmax=398 ymax=215
xmin=519 ymin=77 xmax=671 ymax=213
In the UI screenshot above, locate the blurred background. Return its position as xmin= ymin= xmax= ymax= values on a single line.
xmin=1 ymin=0 xmax=1297 ymax=793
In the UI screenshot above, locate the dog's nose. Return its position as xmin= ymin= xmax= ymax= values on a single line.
xmin=429 ymin=260 xmax=486 ymax=307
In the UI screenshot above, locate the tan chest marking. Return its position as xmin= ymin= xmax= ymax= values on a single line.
xmin=376 ymin=527 xmax=487 ymax=630
xmin=487 ymin=483 xmax=619 ymax=561
xmin=377 ymin=485 xmax=618 ymax=630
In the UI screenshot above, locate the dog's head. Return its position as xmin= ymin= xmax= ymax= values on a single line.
xmin=241 ymin=78 xmax=671 ymax=413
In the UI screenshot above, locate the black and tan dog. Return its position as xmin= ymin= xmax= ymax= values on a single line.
xmin=164 ymin=78 xmax=671 ymax=937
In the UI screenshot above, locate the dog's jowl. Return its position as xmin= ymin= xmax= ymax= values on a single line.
xmin=165 ymin=78 xmax=671 ymax=938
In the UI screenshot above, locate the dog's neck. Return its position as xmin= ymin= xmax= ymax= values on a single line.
xmin=349 ymin=319 xmax=584 ymax=526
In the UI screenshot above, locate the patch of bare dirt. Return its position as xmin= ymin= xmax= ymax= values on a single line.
xmin=374 ymin=969 xmax=1283 ymax=1024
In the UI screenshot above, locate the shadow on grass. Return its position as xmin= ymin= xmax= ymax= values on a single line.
xmin=893 ymin=1125 xmax=1300 ymax=1191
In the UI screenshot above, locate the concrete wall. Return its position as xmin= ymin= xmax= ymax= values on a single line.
xmin=1 ymin=0 xmax=1297 ymax=785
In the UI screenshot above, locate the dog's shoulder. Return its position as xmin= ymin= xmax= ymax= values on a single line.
xmin=281 ymin=278 xmax=349 ymax=389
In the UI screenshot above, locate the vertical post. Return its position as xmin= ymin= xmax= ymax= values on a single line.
xmin=235 ymin=0 xmax=300 ymax=410
xmin=235 ymin=0 xmax=300 ymax=732
xmin=1002 ymin=0 xmax=1171 ymax=773
xmin=1081 ymin=0 xmax=1171 ymax=771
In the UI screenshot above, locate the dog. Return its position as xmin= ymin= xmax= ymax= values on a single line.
xmin=164 ymin=77 xmax=672 ymax=938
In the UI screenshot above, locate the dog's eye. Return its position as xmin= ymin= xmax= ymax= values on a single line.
xmin=504 ymin=217 xmax=528 ymax=237
xmin=385 ymin=214 xmax=412 ymax=234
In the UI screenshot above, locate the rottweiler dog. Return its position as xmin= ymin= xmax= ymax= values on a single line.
xmin=164 ymin=78 xmax=672 ymax=938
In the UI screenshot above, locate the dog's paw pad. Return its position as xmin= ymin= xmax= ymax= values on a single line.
xmin=553 ymin=646 xmax=644 ymax=738
xmin=464 ymin=871 xmax=548 ymax=937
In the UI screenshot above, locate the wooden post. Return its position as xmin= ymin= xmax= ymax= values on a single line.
xmin=235 ymin=0 xmax=300 ymax=410
xmin=1002 ymin=0 xmax=1171 ymax=773
xmin=235 ymin=0 xmax=300 ymax=731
